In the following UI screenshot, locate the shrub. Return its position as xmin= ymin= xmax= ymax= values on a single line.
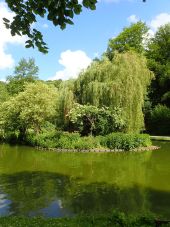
xmin=56 ymin=132 xmax=80 ymax=149
xmin=148 ymin=105 xmax=170 ymax=135
xmin=26 ymin=131 xmax=58 ymax=148
xmin=75 ymin=136 xmax=101 ymax=150
xmin=100 ymin=133 xmax=151 ymax=151
xmin=134 ymin=134 xmax=151 ymax=147
xmin=26 ymin=130 xmax=151 ymax=151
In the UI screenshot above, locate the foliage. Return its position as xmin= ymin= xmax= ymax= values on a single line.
xmin=26 ymin=122 xmax=57 ymax=147
xmin=147 ymin=105 xmax=170 ymax=136
xmin=28 ymin=131 xmax=101 ymax=149
xmin=75 ymin=52 xmax=153 ymax=133
xmin=0 ymin=212 xmax=160 ymax=227
xmin=46 ymin=79 xmax=63 ymax=88
xmin=6 ymin=58 xmax=39 ymax=95
xmin=68 ymin=103 xmax=125 ymax=136
xmin=0 ymin=81 xmax=9 ymax=103
xmin=3 ymin=0 xmax=98 ymax=53
xmin=106 ymin=22 xmax=149 ymax=60
xmin=100 ymin=133 xmax=151 ymax=151
xmin=0 ymin=82 xmax=57 ymax=141
xmin=26 ymin=129 xmax=151 ymax=151
xmin=74 ymin=136 xmax=101 ymax=149
xmin=55 ymin=80 xmax=75 ymax=129
xmin=146 ymin=23 xmax=170 ymax=108
xmin=56 ymin=132 xmax=81 ymax=149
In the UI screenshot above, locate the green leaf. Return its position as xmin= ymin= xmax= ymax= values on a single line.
xmin=65 ymin=19 xmax=74 ymax=25
xmin=3 ymin=18 xmax=10 ymax=23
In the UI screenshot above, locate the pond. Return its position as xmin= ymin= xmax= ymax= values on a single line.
xmin=0 ymin=141 xmax=169 ymax=218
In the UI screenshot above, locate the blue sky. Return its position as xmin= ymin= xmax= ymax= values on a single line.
xmin=0 ymin=0 xmax=170 ymax=81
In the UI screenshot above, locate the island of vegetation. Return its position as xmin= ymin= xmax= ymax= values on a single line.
xmin=0 ymin=22 xmax=170 ymax=152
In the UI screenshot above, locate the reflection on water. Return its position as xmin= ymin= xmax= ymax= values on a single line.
xmin=0 ymin=142 xmax=169 ymax=218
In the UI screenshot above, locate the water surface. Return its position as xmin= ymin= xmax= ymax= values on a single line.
xmin=0 ymin=142 xmax=169 ymax=218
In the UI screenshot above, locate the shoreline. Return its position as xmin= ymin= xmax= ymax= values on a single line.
xmin=36 ymin=145 xmax=159 ymax=153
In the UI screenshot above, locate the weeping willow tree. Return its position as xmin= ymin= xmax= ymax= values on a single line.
xmin=55 ymin=79 xmax=76 ymax=129
xmin=75 ymin=52 xmax=154 ymax=133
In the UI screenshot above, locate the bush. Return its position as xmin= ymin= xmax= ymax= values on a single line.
xmin=26 ymin=131 xmax=58 ymax=148
xmin=100 ymin=133 xmax=151 ymax=151
xmin=56 ymin=132 xmax=80 ymax=149
xmin=26 ymin=130 xmax=151 ymax=151
xmin=75 ymin=136 xmax=101 ymax=150
xmin=148 ymin=105 xmax=170 ymax=135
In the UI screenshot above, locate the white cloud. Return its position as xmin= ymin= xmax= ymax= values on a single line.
xmin=127 ymin=15 xmax=139 ymax=23
xmin=0 ymin=2 xmax=25 ymax=70
xmin=150 ymin=13 xmax=170 ymax=32
xmin=49 ymin=50 xmax=92 ymax=80
xmin=126 ymin=12 xmax=170 ymax=39
xmin=146 ymin=13 xmax=170 ymax=38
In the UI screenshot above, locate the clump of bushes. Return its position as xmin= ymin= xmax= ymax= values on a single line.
xmin=99 ymin=133 xmax=151 ymax=151
xmin=148 ymin=105 xmax=170 ymax=135
xmin=56 ymin=132 xmax=81 ymax=149
xmin=74 ymin=136 xmax=101 ymax=149
xmin=27 ymin=131 xmax=151 ymax=151
xmin=26 ymin=131 xmax=58 ymax=148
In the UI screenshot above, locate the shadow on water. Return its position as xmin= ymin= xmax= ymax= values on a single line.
xmin=0 ymin=171 xmax=170 ymax=218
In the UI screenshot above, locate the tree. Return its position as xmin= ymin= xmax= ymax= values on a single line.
xmin=0 ymin=81 xmax=9 ymax=103
xmin=68 ymin=103 xmax=125 ymax=136
xmin=0 ymin=82 xmax=57 ymax=140
xmin=106 ymin=22 xmax=149 ymax=60
xmin=75 ymin=52 xmax=153 ymax=133
xmin=55 ymin=80 xmax=75 ymax=129
xmin=3 ymin=0 xmax=146 ymax=53
xmin=147 ymin=104 xmax=170 ymax=135
xmin=7 ymin=58 xmax=39 ymax=95
xmin=146 ymin=23 xmax=170 ymax=107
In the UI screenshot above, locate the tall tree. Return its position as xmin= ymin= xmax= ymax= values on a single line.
xmin=106 ymin=22 xmax=149 ymax=60
xmin=75 ymin=52 xmax=153 ymax=133
xmin=146 ymin=23 xmax=170 ymax=107
xmin=7 ymin=58 xmax=39 ymax=95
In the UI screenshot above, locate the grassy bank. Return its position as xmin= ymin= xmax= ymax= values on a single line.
xmin=0 ymin=212 xmax=169 ymax=227
xmin=151 ymin=136 xmax=170 ymax=141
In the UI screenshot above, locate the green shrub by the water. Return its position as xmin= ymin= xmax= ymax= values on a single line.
xmin=100 ymin=133 xmax=152 ymax=151
xmin=27 ymin=131 xmax=151 ymax=151
xmin=0 ymin=212 xmax=169 ymax=227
